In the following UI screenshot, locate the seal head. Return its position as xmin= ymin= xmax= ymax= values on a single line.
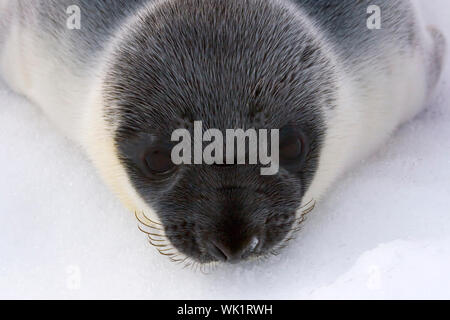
xmin=104 ymin=0 xmax=337 ymax=263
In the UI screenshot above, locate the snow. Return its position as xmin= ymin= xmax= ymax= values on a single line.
xmin=0 ymin=1 xmax=449 ymax=299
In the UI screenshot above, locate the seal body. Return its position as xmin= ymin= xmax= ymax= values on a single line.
xmin=0 ymin=0 xmax=445 ymax=263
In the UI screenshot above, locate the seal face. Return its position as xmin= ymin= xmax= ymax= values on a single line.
xmin=104 ymin=0 xmax=336 ymax=263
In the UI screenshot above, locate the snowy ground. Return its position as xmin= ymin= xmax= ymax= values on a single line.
xmin=0 ymin=2 xmax=449 ymax=299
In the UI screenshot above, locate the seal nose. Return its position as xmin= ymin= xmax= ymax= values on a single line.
xmin=208 ymin=236 xmax=260 ymax=263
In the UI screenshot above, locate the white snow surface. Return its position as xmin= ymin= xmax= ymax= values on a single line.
xmin=0 ymin=2 xmax=449 ymax=299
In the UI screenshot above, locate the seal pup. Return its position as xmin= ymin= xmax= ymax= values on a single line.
xmin=0 ymin=0 xmax=445 ymax=264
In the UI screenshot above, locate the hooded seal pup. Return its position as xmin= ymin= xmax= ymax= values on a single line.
xmin=0 ymin=0 xmax=445 ymax=264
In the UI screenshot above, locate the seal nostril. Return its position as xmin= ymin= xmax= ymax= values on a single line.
xmin=248 ymin=236 xmax=259 ymax=252
xmin=208 ymin=242 xmax=228 ymax=262
xmin=208 ymin=236 xmax=260 ymax=263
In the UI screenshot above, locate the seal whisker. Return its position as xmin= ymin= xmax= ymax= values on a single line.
xmin=147 ymin=236 xmax=167 ymax=242
xmin=158 ymin=247 xmax=176 ymax=253
xmin=200 ymin=263 xmax=209 ymax=274
xmin=267 ymin=199 xmax=316 ymax=259
xmin=300 ymin=198 xmax=314 ymax=209
xmin=135 ymin=211 xmax=163 ymax=227
xmin=183 ymin=258 xmax=194 ymax=270
xmin=206 ymin=262 xmax=214 ymax=273
xmin=301 ymin=200 xmax=316 ymax=216
xmin=270 ymin=249 xmax=281 ymax=257
xmin=137 ymin=225 xmax=166 ymax=237
xmin=294 ymin=199 xmax=316 ymax=226
xmin=157 ymin=248 xmax=176 ymax=256
xmin=148 ymin=235 xmax=168 ymax=243
xmin=138 ymin=217 xmax=193 ymax=267
xmin=147 ymin=235 xmax=169 ymax=246
xmin=193 ymin=261 xmax=201 ymax=273
xmin=148 ymin=240 xmax=167 ymax=248
xmin=146 ymin=225 xmax=164 ymax=232
xmin=291 ymin=226 xmax=303 ymax=233
xmin=170 ymin=256 xmax=187 ymax=263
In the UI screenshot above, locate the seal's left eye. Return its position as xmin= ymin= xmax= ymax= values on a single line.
xmin=280 ymin=134 xmax=303 ymax=160
xmin=279 ymin=125 xmax=308 ymax=172
xmin=143 ymin=145 xmax=175 ymax=176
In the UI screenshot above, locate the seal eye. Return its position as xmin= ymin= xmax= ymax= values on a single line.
xmin=279 ymin=126 xmax=307 ymax=171
xmin=143 ymin=145 xmax=175 ymax=177
xmin=280 ymin=135 xmax=302 ymax=160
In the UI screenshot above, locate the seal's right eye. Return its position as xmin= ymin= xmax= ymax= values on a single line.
xmin=142 ymin=144 xmax=176 ymax=178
